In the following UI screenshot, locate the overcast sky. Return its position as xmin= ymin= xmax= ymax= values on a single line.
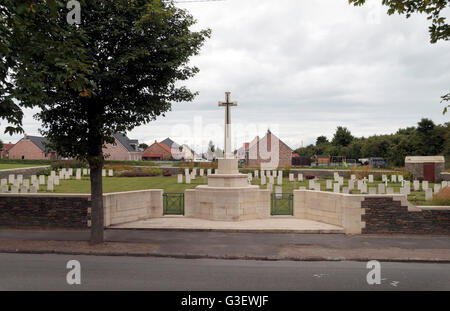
xmin=1 ymin=0 xmax=449 ymax=153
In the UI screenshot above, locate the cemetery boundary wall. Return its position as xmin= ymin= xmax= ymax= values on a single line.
xmin=0 ymin=166 xmax=50 ymax=179
xmin=0 ymin=193 xmax=90 ymax=228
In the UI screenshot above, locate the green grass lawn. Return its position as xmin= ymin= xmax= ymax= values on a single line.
xmin=37 ymin=175 xmax=441 ymax=206
xmin=0 ymin=163 xmax=48 ymax=170
xmin=40 ymin=176 xmax=209 ymax=194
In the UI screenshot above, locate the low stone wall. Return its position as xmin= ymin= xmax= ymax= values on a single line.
xmin=0 ymin=166 xmax=50 ymax=179
xmin=0 ymin=193 xmax=90 ymax=228
xmin=293 ymin=190 xmax=367 ymax=234
xmin=362 ymin=198 xmax=450 ymax=234
xmin=103 ymin=190 xmax=163 ymax=226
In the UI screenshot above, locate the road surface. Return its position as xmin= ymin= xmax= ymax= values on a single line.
xmin=0 ymin=253 xmax=448 ymax=291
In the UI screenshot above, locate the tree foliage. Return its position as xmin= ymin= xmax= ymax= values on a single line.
xmin=1 ymin=0 xmax=210 ymax=243
xmin=295 ymin=118 xmax=450 ymax=166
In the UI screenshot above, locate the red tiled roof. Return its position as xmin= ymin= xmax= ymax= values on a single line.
xmin=142 ymin=142 xmax=172 ymax=157
xmin=292 ymin=153 xmax=300 ymax=158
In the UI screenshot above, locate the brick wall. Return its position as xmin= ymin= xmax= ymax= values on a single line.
xmin=0 ymin=194 xmax=90 ymax=228
xmin=362 ymin=197 xmax=450 ymax=234
xmin=248 ymin=132 xmax=292 ymax=168
xmin=143 ymin=143 xmax=172 ymax=160
xmin=8 ymin=140 xmax=51 ymax=160
xmin=104 ymin=138 xmax=131 ymax=161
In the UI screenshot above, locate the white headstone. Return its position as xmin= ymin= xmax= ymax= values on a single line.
xmin=398 ymin=175 xmax=403 ymax=182
xmin=1 ymin=185 xmax=8 ymax=193
xmin=425 ymin=188 xmax=433 ymax=201
xmin=192 ymin=168 xmax=197 ymax=177
xmin=442 ymin=181 xmax=448 ymax=188
xmin=269 ymin=176 xmax=274 ymax=185
xmin=386 ymin=187 xmax=394 ymax=195
xmin=185 ymin=169 xmax=190 ymax=176
xmin=8 ymin=174 xmax=15 ymax=184
xmin=289 ymin=174 xmax=294 ymax=182
xmin=348 ymin=180 xmax=355 ymax=191
xmin=68 ymin=168 xmax=73 ymax=176
xmin=261 ymin=175 xmax=266 ymax=185
xmin=31 ymin=175 xmax=37 ymax=184
xmin=338 ymin=176 xmax=344 ymax=186
xmin=207 ymin=169 xmax=212 ymax=176
xmin=342 ymin=187 xmax=349 ymax=194
xmin=309 ymin=180 xmax=315 ymax=190
xmin=83 ymin=168 xmax=88 ymax=175
xmin=413 ymin=180 xmax=420 ymax=191
xmin=16 ymin=175 xmax=23 ymax=184
xmin=361 ymin=183 xmax=368 ymax=194
xmin=350 ymin=174 xmax=356 ymax=181
xmin=47 ymin=179 xmax=54 ymax=192
xmin=39 ymin=175 xmax=45 ymax=185
xmin=334 ymin=172 xmax=339 ymax=181
xmin=434 ymin=184 xmax=441 ymax=194
xmin=357 ymin=180 xmax=363 ymax=191
xmin=369 ymin=187 xmax=377 ymax=195
xmin=108 ymin=169 xmax=113 ymax=177
xmin=368 ymin=175 xmax=374 ymax=183
xmin=254 ymin=170 xmax=259 ymax=179
xmin=11 ymin=185 xmax=18 ymax=193
xmin=272 ymin=170 xmax=277 ymax=177
xmin=50 ymin=171 xmax=56 ymax=178
xmin=326 ymin=180 xmax=333 ymax=190
xmin=248 ymin=173 xmax=253 ymax=182
xmin=333 ymin=183 xmax=340 ymax=193
xmin=277 ymin=174 xmax=283 ymax=185
xmin=382 ymin=175 xmax=387 ymax=182
xmin=185 ymin=174 xmax=191 ymax=184
xmin=20 ymin=185 xmax=28 ymax=193
xmin=199 ymin=169 xmax=204 ymax=177
xmin=391 ymin=175 xmax=396 ymax=183
xmin=191 ymin=172 xmax=196 ymax=180
xmin=30 ymin=186 xmax=37 ymax=193
xmin=1 ymin=179 xmax=6 ymax=186
xmin=403 ymin=186 xmax=411 ymax=196
xmin=275 ymin=186 xmax=282 ymax=198
xmin=23 ymin=179 xmax=30 ymax=188
xmin=76 ymin=169 xmax=82 ymax=180
xmin=54 ymin=176 xmax=60 ymax=186
xmin=378 ymin=183 xmax=385 ymax=194
xmin=422 ymin=181 xmax=429 ymax=191
xmin=102 ymin=169 xmax=106 ymax=177
xmin=298 ymin=174 xmax=303 ymax=182
xmin=267 ymin=183 xmax=273 ymax=192
xmin=65 ymin=172 xmax=70 ymax=180
xmin=177 ymin=174 xmax=183 ymax=184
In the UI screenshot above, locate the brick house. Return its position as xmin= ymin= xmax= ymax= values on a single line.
xmin=142 ymin=140 xmax=173 ymax=161
xmin=405 ymin=156 xmax=445 ymax=182
xmin=247 ymin=130 xmax=293 ymax=168
xmin=0 ymin=142 xmax=15 ymax=159
xmin=8 ymin=135 xmax=58 ymax=160
xmin=103 ymin=133 xmax=142 ymax=161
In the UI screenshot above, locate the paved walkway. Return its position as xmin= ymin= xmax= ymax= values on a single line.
xmin=1 ymin=229 xmax=449 ymax=261
xmin=111 ymin=217 xmax=344 ymax=233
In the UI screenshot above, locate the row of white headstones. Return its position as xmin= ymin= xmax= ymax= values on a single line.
xmin=0 ymin=168 xmax=115 ymax=193
xmin=178 ymin=169 xmax=447 ymax=201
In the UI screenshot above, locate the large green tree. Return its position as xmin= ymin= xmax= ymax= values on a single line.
xmin=332 ymin=126 xmax=354 ymax=147
xmin=349 ymin=0 xmax=450 ymax=113
xmin=2 ymin=0 xmax=210 ymax=243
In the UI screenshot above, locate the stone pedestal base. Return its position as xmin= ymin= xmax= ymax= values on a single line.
xmin=217 ymin=158 xmax=239 ymax=174
xmin=185 ymin=185 xmax=270 ymax=221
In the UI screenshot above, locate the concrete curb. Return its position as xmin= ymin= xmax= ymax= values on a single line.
xmin=1 ymin=248 xmax=449 ymax=263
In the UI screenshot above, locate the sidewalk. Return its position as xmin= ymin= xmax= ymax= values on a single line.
xmin=0 ymin=229 xmax=449 ymax=262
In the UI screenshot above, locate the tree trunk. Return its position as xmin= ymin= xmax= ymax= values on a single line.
xmin=89 ymin=140 xmax=104 ymax=245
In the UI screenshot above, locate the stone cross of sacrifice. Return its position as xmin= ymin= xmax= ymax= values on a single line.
xmin=219 ymin=92 xmax=237 ymax=159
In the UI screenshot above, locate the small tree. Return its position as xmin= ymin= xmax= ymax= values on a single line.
xmin=332 ymin=126 xmax=354 ymax=147
xmin=2 ymin=0 xmax=210 ymax=244
xmin=315 ymin=136 xmax=329 ymax=145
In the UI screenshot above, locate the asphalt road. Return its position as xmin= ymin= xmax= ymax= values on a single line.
xmin=0 ymin=253 xmax=448 ymax=291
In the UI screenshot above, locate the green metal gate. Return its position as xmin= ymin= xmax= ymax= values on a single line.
xmin=163 ymin=193 xmax=184 ymax=215
xmin=271 ymin=193 xmax=293 ymax=216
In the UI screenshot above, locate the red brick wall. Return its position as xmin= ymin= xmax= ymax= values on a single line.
xmin=8 ymin=140 xmax=51 ymax=160
xmin=104 ymin=138 xmax=134 ymax=161
xmin=248 ymin=132 xmax=292 ymax=168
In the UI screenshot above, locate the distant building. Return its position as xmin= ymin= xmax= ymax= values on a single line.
xmin=0 ymin=142 xmax=15 ymax=159
xmin=247 ymin=130 xmax=293 ymax=168
xmin=8 ymin=135 xmax=57 ymax=160
xmin=236 ymin=143 xmax=250 ymax=165
xmin=103 ymin=133 xmax=142 ymax=161
xmin=292 ymin=154 xmax=311 ymax=166
xmin=314 ymin=155 xmax=331 ymax=165
xmin=142 ymin=141 xmax=173 ymax=161
xmin=405 ymin=156 xmax=445 ymax=182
